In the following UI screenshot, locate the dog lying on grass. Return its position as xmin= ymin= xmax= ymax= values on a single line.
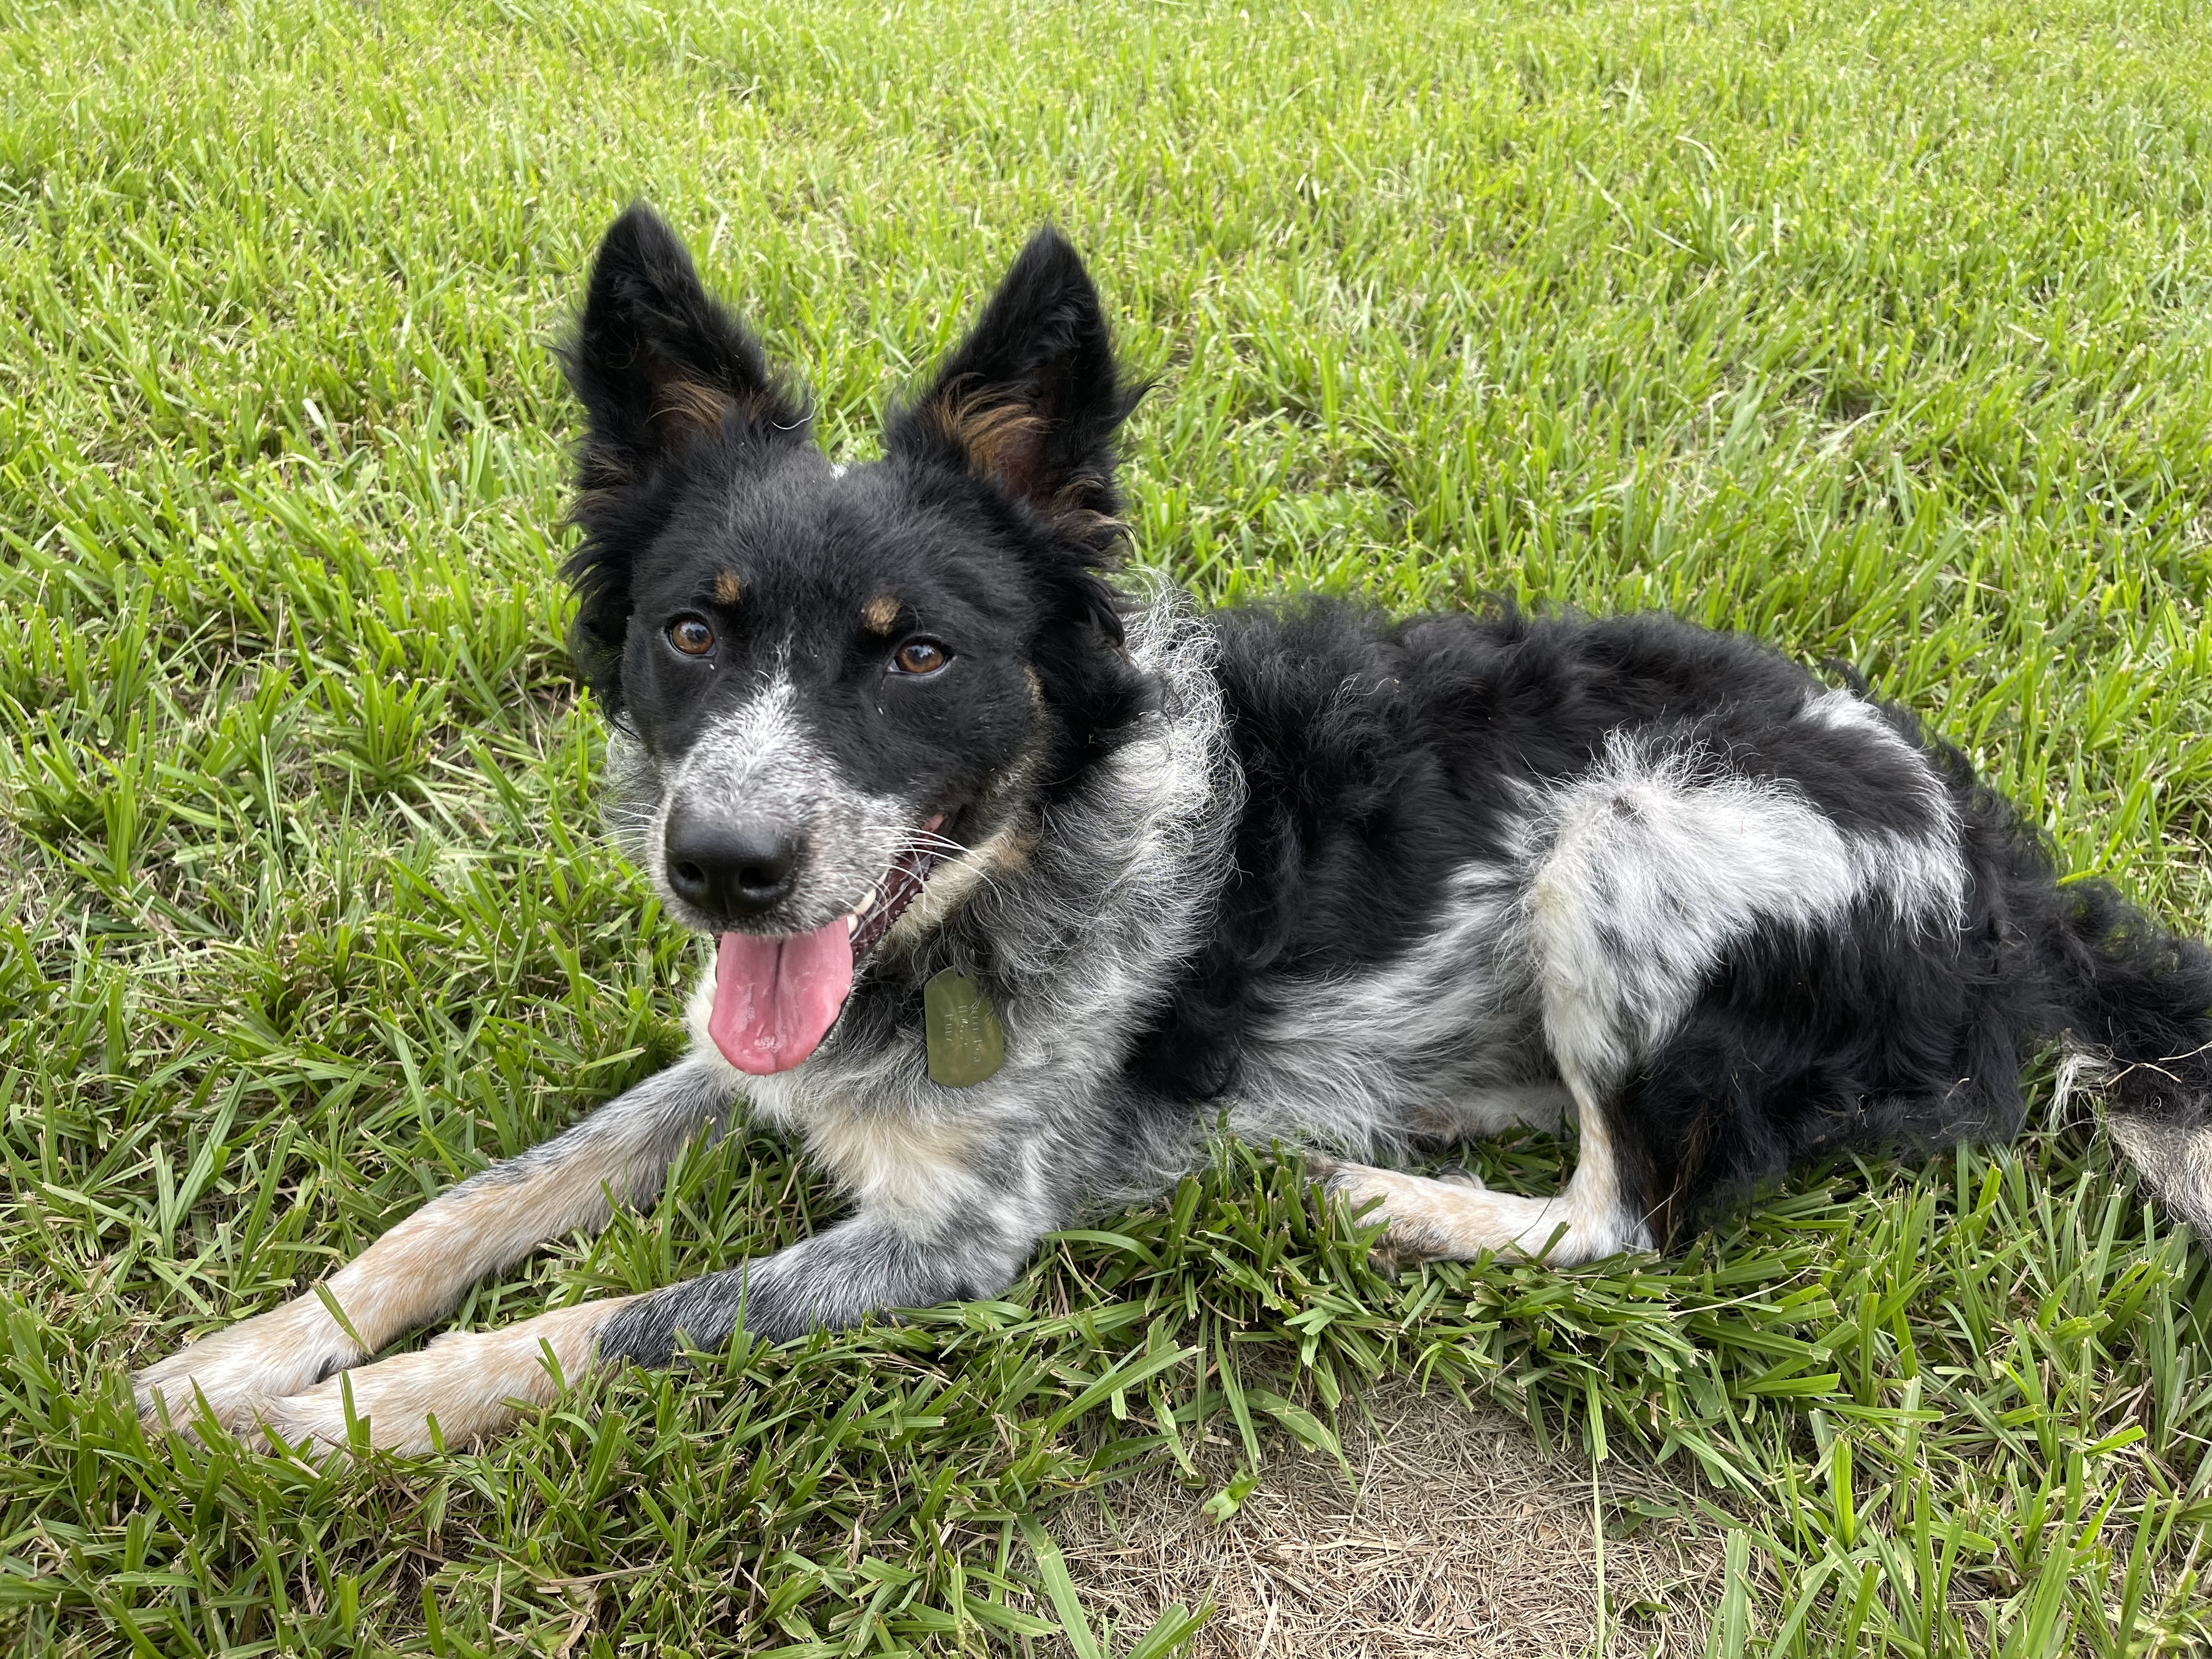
xmin=137 ymin=206 xmax=2212 ymax=1453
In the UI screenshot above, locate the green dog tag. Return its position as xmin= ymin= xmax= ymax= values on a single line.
xmin=924 ymin=969 xmax=1005 ymax=1086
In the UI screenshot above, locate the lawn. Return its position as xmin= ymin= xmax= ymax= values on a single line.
xmin=5 ymin=0 xmax=2212 ymax=1651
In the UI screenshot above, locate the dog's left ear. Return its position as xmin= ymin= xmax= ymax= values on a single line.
xmin=888 ymin=228 xmax=1141 ymax=551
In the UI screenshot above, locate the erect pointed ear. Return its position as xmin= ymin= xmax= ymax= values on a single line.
xmin=888 ymin=227 xmax=1142 ymax=551
xmin=560 ymin=205 xmax=810 ymax=708
xmin=561 ymin=202 xmax=808 ymax=491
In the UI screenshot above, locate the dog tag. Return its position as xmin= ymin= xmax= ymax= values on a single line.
xmin=924 ymin=969 xmax=1004 ymax=1086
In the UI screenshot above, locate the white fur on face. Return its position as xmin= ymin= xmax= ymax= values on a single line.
xmin=701 ymin=588 xmax=1244 ymax=1219
xmin=648 ymin=670 xmax=921 ymax=936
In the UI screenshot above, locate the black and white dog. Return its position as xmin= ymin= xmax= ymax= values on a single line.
xmin=138 ymin=207 xmax=2212 ymax=1452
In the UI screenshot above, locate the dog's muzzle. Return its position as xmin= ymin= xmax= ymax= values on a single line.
xmin=691 ymin=818 xmax=949 ymax=1076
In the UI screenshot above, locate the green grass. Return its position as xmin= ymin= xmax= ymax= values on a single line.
xmin=5 ymin=0 xmax=2212 ymax=1651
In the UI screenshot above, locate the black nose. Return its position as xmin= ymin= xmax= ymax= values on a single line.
xmin=663 ymin=812 xmax=802 ymax=921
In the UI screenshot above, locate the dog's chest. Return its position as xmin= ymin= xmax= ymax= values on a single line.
xmin=799 ymin=1101 xmax=980 ymax=1227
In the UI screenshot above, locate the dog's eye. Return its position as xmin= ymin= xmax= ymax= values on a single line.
xmin=667 ymin=616 xmax=716 ymax=657
xmin=891 ymin=639 xmax=950 ymax=676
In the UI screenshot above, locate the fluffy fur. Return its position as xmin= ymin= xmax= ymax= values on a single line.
xmin=135 ymin=206 xmax=2212 ymax=1452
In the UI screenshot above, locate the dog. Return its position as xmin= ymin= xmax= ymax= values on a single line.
xmin=136 ymin=205 xmax=2212 ymax=1453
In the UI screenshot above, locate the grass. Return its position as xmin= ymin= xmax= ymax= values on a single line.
xmin=4 ymin=0 xmax=2212 ymax=1650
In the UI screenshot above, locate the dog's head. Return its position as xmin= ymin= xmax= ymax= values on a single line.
xmin=560 ymin=205 xmax=1152 ymax=1075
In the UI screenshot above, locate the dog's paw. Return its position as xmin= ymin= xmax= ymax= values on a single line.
xmin=1321 ymin=1162 xmax=1474 ymax=1272
xmin=258 ymin=1340 xmax=484 ymax=1456
xmin=134 ymin=1299 xmax=359 ymax=1438
xmin=259 ymin=1304 xmax=613 ymax=1456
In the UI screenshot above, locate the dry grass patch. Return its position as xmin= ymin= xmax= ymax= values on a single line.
xmin=1055 ymin=1377 xmax=1732 ymax=1657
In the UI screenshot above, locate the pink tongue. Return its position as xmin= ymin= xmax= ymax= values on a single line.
xmin=708 ymin=921 xmax=855 ymax=1075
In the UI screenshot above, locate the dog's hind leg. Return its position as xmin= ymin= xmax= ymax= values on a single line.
xmin=133 ymin=1056 xmax=735 ymax=1437
xmin=1317 ymin=957 xmax=1660 ymax=1267
xmin=1321 ymin=739 xmax=1903 ymax=1267
xmin=1319 ymin=1066 xmax=1649 ymax=1268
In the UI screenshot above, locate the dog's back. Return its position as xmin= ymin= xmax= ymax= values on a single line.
xmin=1106 ymin=595 xmax=2212 ymax=1254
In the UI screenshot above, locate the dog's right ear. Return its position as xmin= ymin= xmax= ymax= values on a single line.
xmin=560 ymin=204 xmax=808 ymax=707
xmin=563 ymin=202 xmax=808 ymax=486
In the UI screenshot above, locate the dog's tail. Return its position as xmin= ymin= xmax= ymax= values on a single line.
xmin=2049 ymin=879 xmax=2212 ymax=1235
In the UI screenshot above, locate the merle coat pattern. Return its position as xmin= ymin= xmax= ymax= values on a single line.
xmin=136 ymin=207 xmax=2212 ymax=1452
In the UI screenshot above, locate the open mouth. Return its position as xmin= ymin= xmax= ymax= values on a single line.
xmin=704 ymin=819 xmax=948 ymax=1077
xmin=848 ymin=834 xmax=945 ymax=958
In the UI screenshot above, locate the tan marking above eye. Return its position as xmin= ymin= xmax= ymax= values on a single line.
xmin=861 ymin=594 xmax=900 ymax=634
xmin=712 ymin=571 xmax=742 ymax=606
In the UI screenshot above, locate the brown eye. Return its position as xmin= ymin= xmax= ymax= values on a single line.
xmin=891 ymin=639 xmax=949 ymax=676
xmin=667 ymin=616 xmax=716 ymax=657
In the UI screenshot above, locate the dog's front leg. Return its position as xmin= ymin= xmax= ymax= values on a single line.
xmin=254 ymin=1172 xmax=1060 ymax=1453
xmin=133 ymin=1056 xmax=735 ymax=1435
xmin=605 ymin=1198 xmax=1050 ymax=1357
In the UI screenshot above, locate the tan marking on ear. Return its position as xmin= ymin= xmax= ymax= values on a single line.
xmin=861 ymin=594 xmax=900 ymax=634
xmin=928 ymin=387 xmax=1125 ymax=543
xmin=809 ymin=1106 xmax=978 ymax=1228
xmin=1048 ymin=474 xmax=1127 ymax=546
xmin=651 ymin=377 xmax=737 ymax=442
xmin=256 ymin=1297 xmax=636 ymax=1454
xmin=933 ymin=390 xmax=1048 ymax=486
xmin=713 ymin=571 xmax=743 ymax=607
